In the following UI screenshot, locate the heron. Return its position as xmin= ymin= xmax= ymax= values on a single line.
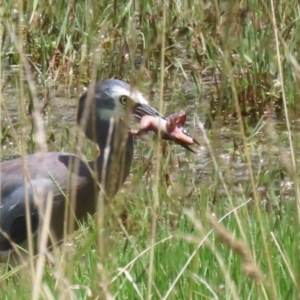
xmin=0 ymin=79 xmax=188 ymax=263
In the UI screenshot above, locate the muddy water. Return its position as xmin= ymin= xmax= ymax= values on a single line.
xmin=1 ymin=67 xmax=298 ymax=204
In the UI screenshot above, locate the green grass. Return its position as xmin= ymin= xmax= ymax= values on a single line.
xmin=1 ymin=0 xmax=300 ymax=299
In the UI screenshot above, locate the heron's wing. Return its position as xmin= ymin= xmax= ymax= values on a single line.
xmin=0 ymin=152 xmax=94 ymax=257
xmin=0 ymin=182 xmax=40 ymax=252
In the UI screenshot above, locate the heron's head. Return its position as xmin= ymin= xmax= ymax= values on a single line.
xmin=77 ymin=79 xmax=161 ymax=144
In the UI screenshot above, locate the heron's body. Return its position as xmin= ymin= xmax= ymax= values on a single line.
xmin=0 ymin=133 xmax=134 ymax=260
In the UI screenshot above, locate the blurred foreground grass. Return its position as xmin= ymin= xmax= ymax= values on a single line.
xmin=1 ymin=0 xmax=300 ymax=299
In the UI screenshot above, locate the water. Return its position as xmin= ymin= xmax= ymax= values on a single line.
xmin=1 ymin=64 xmax=297 ymax=206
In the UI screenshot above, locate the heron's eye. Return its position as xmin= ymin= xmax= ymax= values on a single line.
xmin=119 ymin=96 xmax=128 ymax=105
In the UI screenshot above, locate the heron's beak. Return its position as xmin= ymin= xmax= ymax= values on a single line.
xmin=134 ymin=103 xmax=164 ymax=119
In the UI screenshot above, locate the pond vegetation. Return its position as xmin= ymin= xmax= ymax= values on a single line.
xmin=1 ymin=0 xmax=300 ymax=299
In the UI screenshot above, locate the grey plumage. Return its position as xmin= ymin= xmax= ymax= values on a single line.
xmin=0 ymin=79 xmax=159 ymax=262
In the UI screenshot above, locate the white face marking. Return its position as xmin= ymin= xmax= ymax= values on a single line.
xmin=110 ymin=85 xmax=149 ymax=106
xmin=98 ymin=85 xmax=150 ymax=121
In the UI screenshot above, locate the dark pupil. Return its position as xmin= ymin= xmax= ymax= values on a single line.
xmin=122 ymin=97 xmax=126 ymax=103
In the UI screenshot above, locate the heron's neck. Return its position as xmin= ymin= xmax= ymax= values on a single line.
xmin=93 ymin=120 xmax=134 ymax=199
xmin=89 ymin=120 xmax=116 ymax=181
